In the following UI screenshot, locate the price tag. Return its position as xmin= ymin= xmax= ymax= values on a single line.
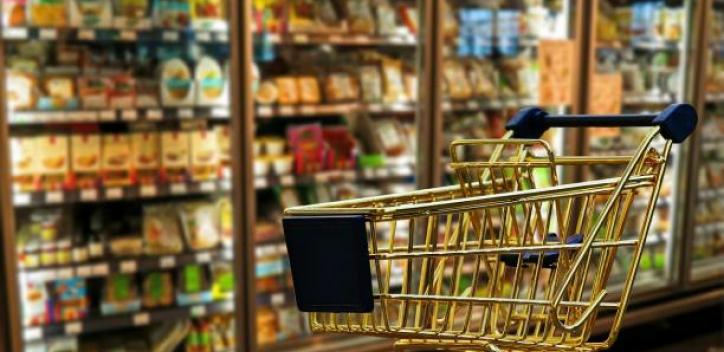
xmin=92 ymin=263 xmax=109 ymax=276
xmin=76 ymin=265 xmax=92 ymax=277
xmin=146 ymin=109 xmax=163 ymax=120
xmin=133 ymin=312 xmax=150 ymax=326
xmin=57 ymin=268 xmax=74 ymax=279
xmin=80 ymin=188 xmax=98 ymax=201
xmin=211 ymin=107 xmax=229 ymax=117
xmin=293 ymin=33 xmax=309 ymax=43
xmin=77 ymin=29 xmax=95 ymax=40
xmin=178 ymin=108 xmax=193 ymax=118
xmin=23 ymin=327 xmax=42 ymax=341
xmin=4 ymin=27 xmax=28 ymax=39
xmin=254 ymin=178 xmax=267 ymax=189
xmin=121 ymin=109 xmax=138 ymax=121
xmin=159 ymin=256 xmax=176 ymax=268
xmin=119 ymin=30 xmax=137 ymax=41
xmin=257 ymin=106 xmax=273 ymax=117
xmin=196 ymin=31 xmax=212 ymax=42
xmin=45 ymin=191 xmax=63 ymax=203
xmin=99 ymin=110 xmax=116 ymax=121
xmin=106 ymin=187 xmax=123 ymax=199
xmin=120 ymin=260 xmax=137 ymax=273
xmin=13 ymin=193 xmax=31 ymax=206
xmin=199 ymin=181 xmax=216 ymax=192
xmin=162 ymin=30 xmax=179 ymax=41
xmin=39 ymin=28 xmax=57 ymax=39
xmin=190 ymin=305 xmax=207 ymax=317
xmin=279 ymin=106 xmax=294 ymax=115
xmin=299 ymin=105 xmax=317 ymax=115
xmin=196 ymin=252 xmax=212 ymax=263
xmin=65 ymin=322 xmax=83 ymax=335
xmin=220 ymin=179 xmax=232 ymax=191
xmin=271 ymin=292 xmax=285 ymax=306
xmin=215 ymin=31 xmax=228 ymax=42
xmin=140 ymin=185 xmax=157 ymax=197
xmin=170 ymin=183 xmax=187 ymax=194
xmin=280 ymin=175 xmax=294 ymax=186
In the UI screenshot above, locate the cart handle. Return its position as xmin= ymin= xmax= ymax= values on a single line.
xmin=506 ymin=103 xmax=697 ymax=143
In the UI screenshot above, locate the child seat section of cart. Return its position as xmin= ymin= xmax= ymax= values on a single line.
xmin=282 ymin=104 xmax=696 ymax=352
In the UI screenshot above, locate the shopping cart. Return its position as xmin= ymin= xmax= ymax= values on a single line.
xmin=282 ymin=104 xmax=697 ymax=352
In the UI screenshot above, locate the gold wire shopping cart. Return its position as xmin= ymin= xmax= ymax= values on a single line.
xmin=282 ymin=104 xmax=697 ymax=352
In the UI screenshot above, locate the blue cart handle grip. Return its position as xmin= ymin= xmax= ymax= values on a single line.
xmin=506 ymin=103 xmax=697 ymax=143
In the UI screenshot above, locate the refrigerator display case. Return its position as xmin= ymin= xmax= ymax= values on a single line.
xmin=690 ymin=1 xmax=724 ymax=282
xmin=249 ymin=0 xmax=423 ymax=350
xmin=439 ymin=0 xmax=577 ymax=185
xmin=587 ymin=0 xmax=693 ymax=293
xmin=0 ymin=0 xmax=240 ymax=351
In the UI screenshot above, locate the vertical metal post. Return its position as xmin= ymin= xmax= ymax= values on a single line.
xmin=229 ymin=0 xmax=257 ymax=350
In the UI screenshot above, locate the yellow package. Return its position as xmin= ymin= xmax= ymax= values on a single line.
xmin=102 ymin=133 xmax=132 ymax=187
xmin=10 ymin=137 xmax=38 ymax=192
xmin=297 ymin=76 xmax=320 ymax=104
xmin=275 ymin=77 xmax=299 ymax=105
xmin=71 ymin=134 xmax=101 ymax=189
xmin=131 ymin=132 xmax=159 ymax=185
xmin=37 ymin=135 xmax=69 ymax=191
xmin=190 ymin=129 xmax=218 ymax=181
xmin=161 ymin=131 xmax=190 ymax=183
xmin=29 ymin=0 xmax=67 ymax=27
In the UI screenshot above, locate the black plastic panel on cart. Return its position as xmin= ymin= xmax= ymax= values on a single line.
xmin=283 ymin=215 xmax=374 ymax=313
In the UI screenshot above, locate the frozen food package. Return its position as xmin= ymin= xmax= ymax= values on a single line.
xmin=154 ymin=0 xmax=190 ymax=28
xmin=160 ymin=58 xmax=194 ymax=106
xmin=143 ymin=204 xmax=184 ymax=255
xmin=190 ymin=0 xmax=225 ymax=30
xmin=3 ymin=0 xmax=27 ymax=26
xmin=195 ymin=56 xmax=227 ymax=105
xmin=179 ymin=201 xmax=220 ymax=250
xmin=29 ymin=0 xmax=68 ymax=27
xmin=142 ymin=271 xmax=174 ymax=308
xmin=101 ymin=273 xmax=141 ymax=315
xmin=275 ymin=76 xmax=299 ymax=105
xmin=297 ymin=76 xmax=320 ymax=104
xmin=69 ymin=0 xmax=113 ymax=27
xmin=381 ymin=59 xmax=406 ymax=103
xmin=210 ymin=262 xmax=234 ymax=300
xmin=71 ymin=134 xmax=101 ymax=189
xmin=358 ymin=65 xmax=382 ymax=103
xmin=344 ymin=0 xmax=374 ymax=34
xmin=6 ymin=71 xmax=37 ymax=110
xmin=113 ymin=0 xmax=151 ymax=28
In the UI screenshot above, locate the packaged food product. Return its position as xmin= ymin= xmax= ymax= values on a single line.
xmin=6 ymin=71 xmax=37 ymax=110
xmin=50 ymin=278 xmax=89 ymax=322
xmin=78 ymin=76 xmax=111 ymax=109
xmin=23 ymin=281 xmax=48 ymax=326
xmin=37 ymin=135 xmax=70 ymax=191
xmin=190 ymin=0 xmax=224 ymax=29
xmin=398 ymin=4 xmax=418 ymax=34
xmin=102 ymin=133 xmax=132 ymax=187
xmin=154 ymin=0 xmax=190 ymax=28
xmin=215 ymin=125 xmax=230 ymax=169
xmin=260 ymin=136 xmax=285 ymax=155
xmin=288 ymin=0 xmax=316 ymax=33
xmin=131 ymin=132 xmax=159 ymax=185
xmin=179 ymin=201 xmax=220 ymax=250
xmin=314 ymin=0 xmax=342 ymax=32
xmin=69 ymin=0 xmax=112 ymax=27
xmin=161 ymin=58 xmax=194 ymax=106
xmin=57 ymin=45 xmax=83 ymax=66
xmin=210 ymin=262 xmax=233 ymax=300
xmin=216 ymin=197 xmax=232 ymax=246
xmin=3 ymin=0 xmax=27 ymax=26
xmin=136 ymin=79 xmax=159 ymax=107
xmin=101 ymin=274 xmax=141 ymax=315
xmin=109 ymin=74 xmax=137 ymax=108
xmin=275 ymin=76 xmax=299 ymax=105
xmin=373 ymin=119 xmax=406 ymax=157
xmin=113 ymin=0 xmax=151 ymax=28
xmin=357 ymin=65 xmax=382 ymax=103
xmin=403 ymin=72 xmax=417 ymax=102
xmin=29 ymin=0 xmax=67 ymax=27
xmin=374 ymin=0 xmax=396 ymax=35
xmin=255 ymin=80 xmax=279 ymax=105
xmin=109 ymin=235 xmax=143 ymax=256
xmin=190 ymin=129 xmax=218 ymax=181
xmin=142 ymin=272 xmax=174 ymax=308
xmin=177 ymin=264 xmax=212 ymax=305
xmin=287 ymin=123 xmax=324 ymax=174
xmin=161 ymin=131 xmax=190 ymax=182
xmin=253 ymin=157 xmax=271 ymax=177
xmin=71 ymin=134 xmax=101 ymax=189
xmin=38 ymin=76 xmax=79 ymax=110
xmin=381 ymin=59 xmax=406 ymax=103
xmin=324 ymin=72 xmax=358 ymax=102
xmin=344 ymin=0 xmax=374 ymax=34
xmin=467 ymin=60 xmax=497 ymax=98
xmin=256 ymin=306 xmax=278 ymax=345
xmin=195 ymin=56 xmax=227 ymax=105
xmin=271 ymin=155 xmax=293 ymax=175
xmin=277 ymin=307 xmax=304 ymax=339
xmin=10 ymin=137 xmax=38 ymax=191
xmin=322 ymin=126 xmax=356 ymax=169
xmin=443 ymin=60 xmax=472 ymax=100
xmin=297 ymin=76 xmax=320 ymax=104
xmin=143 ymin=204 xmax=184 ymax=255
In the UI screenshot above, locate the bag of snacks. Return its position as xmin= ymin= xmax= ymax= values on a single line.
xmin=179 ymin=202 xmax=220 ymax=250
xmin=143 ymin=205 xmax=184 ymax=255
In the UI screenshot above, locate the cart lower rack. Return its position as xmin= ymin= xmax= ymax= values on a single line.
xmin=283 ymin=104 xmax=697 ymax=351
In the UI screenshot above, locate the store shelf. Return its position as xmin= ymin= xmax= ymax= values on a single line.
xmin=705 ymin=92 xmax=724 ymax=103
xmin=263 ymin=32 xmax=417 ymax=47
xmin=255 ymin=102 xmax=416 ymax=118
xmin=7 ymin=106 xmax=230 ymax=125
xmin=442 ymin=98 xmax=537 ymax=112
xmin=697 ymin=187 xmax=724 ymax=201
xmin=622 ymin=93 xmax=675 ymax=106
xmin=22 ymin=299 xmax=235 ymax=342
xmin=596 ymin=40 xmax=682 ymax=51
xmin=20 ymin=247 xmax=233 ymax=283
xmin=694 ymin=221 xmax=724 ymax=236
xmin=2 ymin=26 xmax=229 ymax=43
xmin=12 ymin=179 xmax=231 ymax=207
xmin=254 ymin=165 xmax=415 ymax=189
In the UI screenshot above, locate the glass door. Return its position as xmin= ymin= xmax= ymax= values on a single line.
xmin=439 ymin=0 xmax=577 ymax=185
xmin=587 ymin=0 xmax=693 ymax=293
xmin=690 ymin=0 xmax=724 ymax=282
xmin=250 ymin=0 xmax=423 ymax=349
xmin=1 ymin=0 xmax=239 ymax=350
